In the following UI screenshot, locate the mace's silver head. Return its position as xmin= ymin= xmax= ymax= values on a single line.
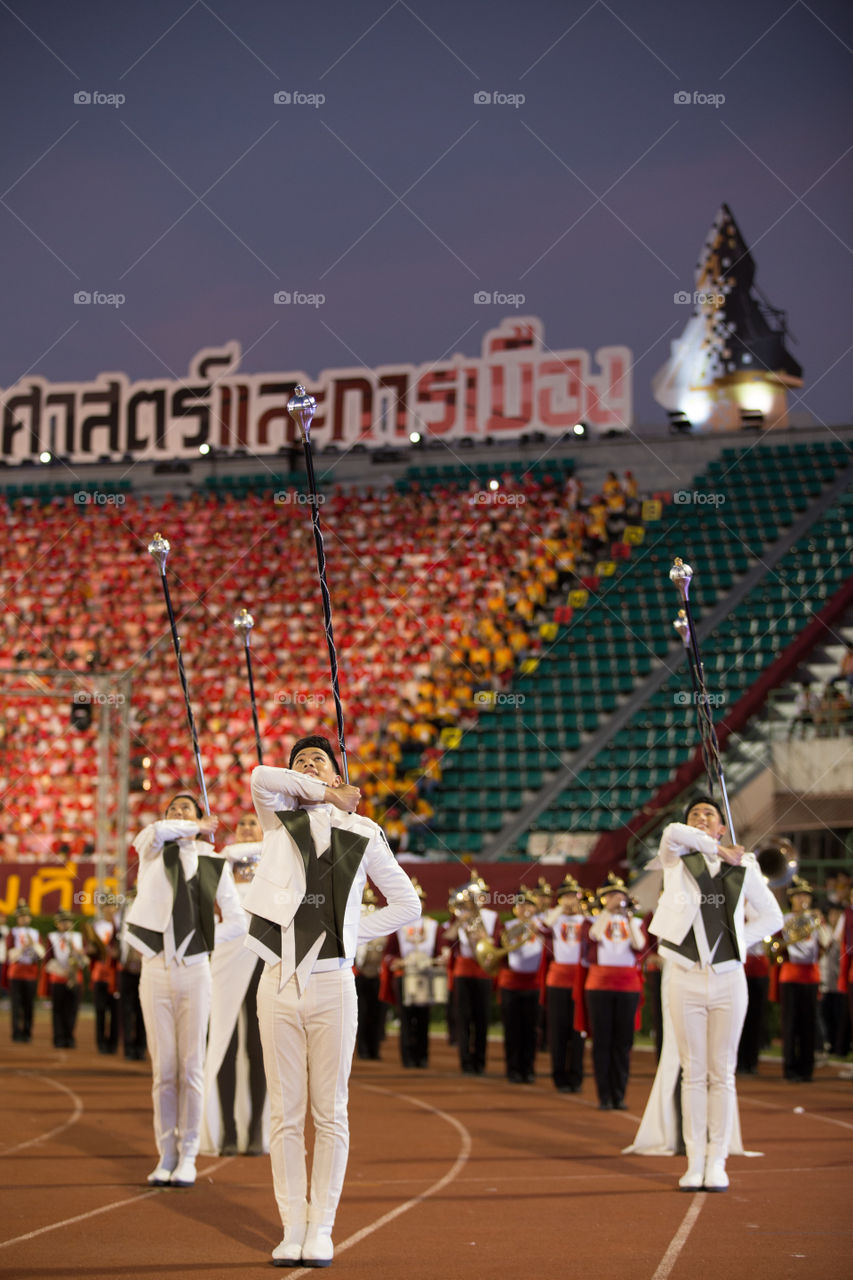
xmin=669 ymin=558 xmax=693 ymax=602
xmin=673 ymin=610 xmax=690 ymax=647
xmin=234 ymin=607 xmax=254 ymax=636
xmin=287 ymin=384 xmax=316 ymax=443
xmin=148 ymin=532 xmax=170 ymax=572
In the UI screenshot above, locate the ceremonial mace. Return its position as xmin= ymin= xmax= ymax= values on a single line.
xmin=287 ymin=385 xmax=349 ymax=782
xmin=669 ymin=557 xmax=736 ymax=840
xmin=148 ymin=532 xmax=211 ymax=815
xmin=234 ymin=607 xmax=263 ymax=765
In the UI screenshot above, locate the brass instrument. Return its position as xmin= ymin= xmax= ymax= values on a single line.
xmin=447 ymin=884 xmax=505 ymax=976
xmin=783 ymin=910 xmax=822 ymax=946
xmin=756 ymin=838 xmax=799 ymax=889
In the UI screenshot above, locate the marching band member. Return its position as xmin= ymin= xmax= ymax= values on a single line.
xmin=43 ymin=910 xmax=87 ymax=1049
xmin=202 ymin=813 xmax=268 ymax=1157
xmin=384 ymin=878 xmax=447 ymax=1069
xmin=577 ymin=874 xmax=646 ymax=1111
xmin=498 ymin=889 xmax=543 ymax=1083
xmin=88 ymin=902 xmax=120 ymax=1054
xmin=126 ymin=793 xmax=247 ymax=1188
xmin=779 ymin=876 xmax=831 ymax=1083
xmin=649 ymin=795 xmax=782 ymax=1192
xmin=541 ymin=875 xmax=586 ymax=1093
xmin=117 ymin=886 xmax=147 ymax=1061
xmin=446 ymin=873 xmax=499 ymax=1076
xmin=354 ymin=886 xmax=389 ymax=1061
xmin=242 ymin=737 xmax=420 ymax=1269
xmin=7 ymin=901 xmax=45 ymax=1043
xmin=737 ymin=937 xmax=771 ymax=1075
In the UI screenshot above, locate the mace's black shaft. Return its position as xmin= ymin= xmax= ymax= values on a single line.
xmin=300 ymin=436 xmax=349 ymax=783
xmin=242 ymin=636 xmax=263 ymax=766
xmin=156 ymin=567 xmax=211 ymax=814
xmin=680 ymin=593 xmax=735 ymax=841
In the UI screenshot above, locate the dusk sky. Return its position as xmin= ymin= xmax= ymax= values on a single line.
xmin=2 ymin=0 xmax=851 ymax=431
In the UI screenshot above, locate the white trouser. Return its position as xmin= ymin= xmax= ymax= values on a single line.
xmin=257 ymin=964 xmax=357 ymax=1234
xmin=668 ymin=963 xmax=748 ymax=1167
xmin=139 ymin=955 xmax=212 ymax=1163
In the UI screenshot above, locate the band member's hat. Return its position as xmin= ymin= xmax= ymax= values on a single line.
xmin=555 ymin=875 xmax=581 ymax=899
xmin=362 ymin=885 xmax=378 ymax=908
xmin=14 ymin=899 xmax=32 ymax=921
xmin=514 ymin=888 xmax=539 ymax=908
xmin=787 ymin=875 xmax=814 ymax=900
xmin=409 ymin=877 xmax=427 ymax=901
xmin=596 ymin=872 xmax=628 ymax=900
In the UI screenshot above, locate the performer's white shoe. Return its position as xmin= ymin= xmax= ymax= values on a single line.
xmin=678 ymin=1167 xmax=705 ymax=1191
xmin=272 ymin=1223 xmax=307 ymax=1267
xmin=703 ymin=1159 xmax=729 ymax=1192
xmin=146 ymin=1162 xmax=175 ymax=1186
xmin=170 ymin=1157 xmax=197 ymax=1187
xmin=302 ymin=1227 xmax=334 ymax=1268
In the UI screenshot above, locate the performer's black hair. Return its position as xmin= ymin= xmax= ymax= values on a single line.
xmin=164 ymin=792 xmax=204 ymax=819
xmin=289 ymin=735 xmax=342 ymax=778
xmin=683 ymin=793 xmax=726 ymax=826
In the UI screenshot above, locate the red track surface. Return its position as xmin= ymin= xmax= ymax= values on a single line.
xmin=1 ymin=1015 xmax=851 ymax=1280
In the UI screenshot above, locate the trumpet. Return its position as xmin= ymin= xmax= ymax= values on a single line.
xmin=783 ymin=911 xmax=822 ymax=945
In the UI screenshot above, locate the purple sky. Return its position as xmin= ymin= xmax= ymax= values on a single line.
xmin=2 ymin=0 xmax=851 ymax=429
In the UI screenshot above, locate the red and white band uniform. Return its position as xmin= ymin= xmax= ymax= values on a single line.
xmin=7 ymin=925 xmax=45 ymax=1042
xmin=90 ymin=916 xmax=120 ymax=1054
xmin=126 ymin=819 xmax=247 ymax=1179
xmin=43 ymin=928 xmax=87 ymax=1048
xmin=577 ymin=908 xmax=645 ymax=1109
xmin=779 ymin=913 xmax=830 ymax=1082
xmin=737 ymin=939 xmax=771 ymax=1074
xmin=498 ymin=922 xmax=544 ymax=1083
xmin=543 ymin=909 xmax=586 ymax=1091
xmin=450 ymin=907 xmax=499 ymax=1075
xmin=384 ymin=916 xmax=444 ymax=1068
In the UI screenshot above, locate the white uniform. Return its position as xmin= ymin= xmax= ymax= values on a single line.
xmin=243 ymin=766 xmax=420 ymax=1243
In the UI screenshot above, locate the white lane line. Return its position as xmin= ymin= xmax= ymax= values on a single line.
xmin=0 ymin=1155 xmax=236 ymax=1249
xmin=747 ymin=1097 xmax=853 ymax=1132
xmin=0 ymin=1071 xmax=84 ymax=1155
xmin=286 ymin=1082 xmax=473 ymax=1279
xmin=651 ymin=1194 xmax=706 ymax=1280
xmin=0 ymin=1191 xmax=161 ymax=1249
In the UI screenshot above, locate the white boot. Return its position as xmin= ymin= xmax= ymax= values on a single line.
xmin=678 ymin=1140 xmax=706 ymax=1192
xmin=302 ymin=1225 xmax=334 ymax=1268
xmin=170 ymin=1157 xmax=197 ymax=1187
xmin=703 ymin=1150 xmax=729 ymax=1192
xmin=272 ymin=1222 xmax=307 ymax=1267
